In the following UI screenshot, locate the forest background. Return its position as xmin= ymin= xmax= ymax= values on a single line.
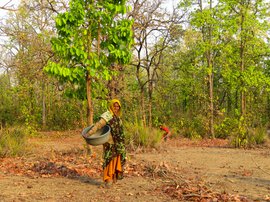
xmin=1 ymin=0 xmax=270 ymax=156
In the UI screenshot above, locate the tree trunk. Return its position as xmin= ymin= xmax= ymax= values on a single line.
xmin=140 ymin=89 xmax=146 ymax=127
xmin=42 ymin=82 xmax=46 ymax=130
xmin=107 ymin=64 xmax=123 ymax=99
xmin=148 ymin=80 xmax=153 ymax=128
xmin=200 ymin=0 xmax=214 ymax=138
xmin=240 ymin=12 xmax=246 ymax=116
xmin=208 ymin=66 xmax=214 ymax=138
xmin=86 ymin=73 xmax=93 ymax=125
xmin=209 ymin=0 xmax=214 ymax=138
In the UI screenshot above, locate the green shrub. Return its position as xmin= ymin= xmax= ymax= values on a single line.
xmin=229 ymin=117 xmax=267 ymax=148
xmin=215 ymin=117 xmax=239 ymax=139
xmin=0 ymin=127 xmax=27 ymax=157
xmin=180 ymin=115 xmax=208 ymax=139
xmin=250 ymin=127 xmax=267 ymax=145
xmin=46 ymin=101 xmax=82 ymax=130
xmin=124 ymin=121 xmax=162 ymax=150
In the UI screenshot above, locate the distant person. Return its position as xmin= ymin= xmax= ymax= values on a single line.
xmin=160 ymin=125 xmax=171 ymax=141
xmin=87 ymin=99 xmax=126 ymax=188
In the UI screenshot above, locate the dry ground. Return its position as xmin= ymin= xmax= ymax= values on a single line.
xmin=0 ymin=130 xmax=270 ymax=202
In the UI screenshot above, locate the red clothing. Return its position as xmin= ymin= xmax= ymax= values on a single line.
xmin=160 ymin=126 xmax=171 ymax=141
xmin=160 ymin=126 xmax=170 ymax=133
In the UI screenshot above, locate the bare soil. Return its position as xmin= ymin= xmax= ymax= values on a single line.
xmin=0 ymin=130 xmax=270 ymax=202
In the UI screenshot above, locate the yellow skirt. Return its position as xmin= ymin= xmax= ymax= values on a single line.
xmin=103 ymin=155 xmax=122 ymax=182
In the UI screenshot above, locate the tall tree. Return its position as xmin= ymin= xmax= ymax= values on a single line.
xmin=0 ymin=0 xmax=58 ymax=130
xmin=130 ymin=0 xmax=181 ymax=127
xmin=44 ymin=0 xmax=133 ymax=125
xmin=174 ymin=0 xmax=270 ymax=138
xmin=188 ymin=0 xmax=219 ymax=137
xmin=217 ymin=0 xmax=270 ymax=119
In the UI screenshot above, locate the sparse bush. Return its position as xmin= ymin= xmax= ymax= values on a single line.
xmin=229 ymin=117 xmax=267 ymax=148
xmin=0 ymin=127 xmax=28 ymax=157
xmin=180 ymin=115 xmax=208 ymax=139
xmin=251 ymin=127 xmax=267 ymax=145
xmin=124 ymin=121 xmax=162 ymax=150
xmin=46 ymin=100 xmax=82 ymax=130
xmin=215 ymin=117 xmax=239 ymax=139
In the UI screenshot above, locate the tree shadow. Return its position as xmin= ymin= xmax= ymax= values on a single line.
xmin=30 ymin=161 xmax=102 ymax=186
xmin=72 ymin=175 xmax=102 ymax=186
xmin=225 ymin=174 xmax=270 ymax=186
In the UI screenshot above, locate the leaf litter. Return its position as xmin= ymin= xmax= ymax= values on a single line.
xmin=0 ymin=134 xmax=269 ymax=201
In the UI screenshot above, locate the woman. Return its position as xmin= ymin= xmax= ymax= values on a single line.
xmin=87 ymin=99 xmax=126 ymax=187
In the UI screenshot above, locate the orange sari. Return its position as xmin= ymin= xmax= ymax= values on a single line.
xmin=103 ymin=155 xmax=122 ymax=182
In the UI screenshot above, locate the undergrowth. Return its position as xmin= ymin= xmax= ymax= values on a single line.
xmin=124 ymin=121 xmax=163 ymax=151
xmin=0 ymin=127 xmax=28 ymax=157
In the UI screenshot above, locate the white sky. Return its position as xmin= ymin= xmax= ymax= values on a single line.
xmin=0 ymin=0 xmax=177 ymax=17
xmin=1 ymin=0 xmax=20 ymax=6
xmin=0 ymin=0 xmax=20 ymax=17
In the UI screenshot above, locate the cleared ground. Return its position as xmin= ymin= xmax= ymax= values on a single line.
xmin=0 ymin=131 xmax=269 ymax=202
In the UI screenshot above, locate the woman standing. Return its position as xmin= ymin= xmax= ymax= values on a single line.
xmin=87 ymin=99 xmax=126 ymax=187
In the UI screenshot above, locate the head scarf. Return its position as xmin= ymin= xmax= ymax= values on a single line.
xmin=108 ymin=99 xmax=122 ymax=116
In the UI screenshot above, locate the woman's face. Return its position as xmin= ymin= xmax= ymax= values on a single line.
xmin=112 ymin=102 xmax=120 ymax=115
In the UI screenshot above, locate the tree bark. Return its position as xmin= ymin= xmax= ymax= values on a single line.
xmin=86 ymin=73 xmax=93 ymax=125
xmin=141 ymin=89 xmax=146 ymax=127
xmin=240 ymin=11 xmax=246 ymax=116
xmin=42 ymin=82 xmax=46 ymax=130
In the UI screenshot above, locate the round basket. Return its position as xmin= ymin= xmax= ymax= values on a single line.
xmin=81 ymin=125 xmax=111 ymax=146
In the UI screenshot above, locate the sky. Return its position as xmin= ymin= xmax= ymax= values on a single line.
xmin=0 ymin=0 xmax=20 ymax=17
xmin=0 ymin=0 xmax=177 ymax=17
xmin=0 ymin=0 xmax=20 ymax=12
xmin=1 ymin=0 xmax=20 ymax=7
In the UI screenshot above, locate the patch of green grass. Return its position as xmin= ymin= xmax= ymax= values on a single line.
xmin=0 ymin=127 xmax=28 ymax=157
xmin=230 ymin=127 xmax=267 ymax=148
xmin=124 ymin=121 xmax=163 ymax=150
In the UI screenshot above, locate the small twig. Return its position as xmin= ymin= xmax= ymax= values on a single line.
xmin=250 ymin=153 xmax=270 ymax=176
xmin=0 ymin=0 xmax=17 ymax=12
xmin=184 ymin=193 xmax=201 ymax=198
xmin=0 ymin=6 xmax=17 ymax=11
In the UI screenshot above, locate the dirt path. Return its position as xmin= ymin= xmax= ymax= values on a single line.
xmin=0 ymin=131 xmax=269 ymax=202
xmin=136 ymin=145 xmax=270 ymax=201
